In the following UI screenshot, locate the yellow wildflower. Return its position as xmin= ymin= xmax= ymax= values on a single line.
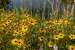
xmin=0 ymin=26 xmax=4 ymax=30
xmin=53 ymin=20 xmax=58 ymax=25
xmin=45 ymin=20 xmax=52 ymax=25
xmin=29 ymin=18 xmax=37 ymax=26
xmin=19 ymin=31 xmax=26 ymax=36
xmin=13 ymin=30 xmax=26 ymax=36
xmin=68 ymin=34 xmax=75 ymax=40
xmin=13 ymin=30 xmax=20 ymax=36
xmin=58 ymin=19 xmax=63 ymax=25
xmin=68 ymin=45 xmax=75 ymax=50
xmin=63 ymin=19 xmax=70 ymax=25
xmin=38 ymin=36 xmax=44 ymax=42
xmin=44 ymin=21 xmax=49 ymax=24
xmin=53 ymin=32 xmax=64 ymax=40
xmin=21 ymin=25 xmax=28 ymax=33
xmin=2 ymin=20 xmax=12 ymax=27
xmin=58 ymin=33 xmax=64 ymax=39
xmin=48 ymin=41 xmax=53 ymax=47
xmin=11 ymin=38 xmax=18 ymax=45
xmin=23 ymin=14 xmax=32 ymax=18
xmin=11 ymin=38 xmax=24 ymax=46
xmin=38 ymin=28 xmax=46 ymax=33
xmin=53 ymin=35 xmax=59 ymax=40
xmin=17 ymin=39 xmax=24 ymax=46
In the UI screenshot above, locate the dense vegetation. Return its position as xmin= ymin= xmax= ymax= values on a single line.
xmin=0 ymin=9 xmax=75 ymax=50
xmin=0 ymin=0 xmax=75 ymax=50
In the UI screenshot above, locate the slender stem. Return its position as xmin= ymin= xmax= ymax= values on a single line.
xmin=42 ymin=0 xmax=46 ymax=20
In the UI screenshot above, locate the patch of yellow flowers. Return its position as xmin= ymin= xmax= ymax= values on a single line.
xmin=48 ymin=41 xmax=54 ymax=48
xmin=11 ymin=38 xmax=24 ymax=46
xmin=68 ymin=34 xmax=75 ymax=40
xmin=0 ymin=10 xmax=75 ymax=50
xmin=13 ymin=25 xmax=29 ymax=36
xmin=44 ymin=18 xmax=70 ymax=26
xmin=68 ymin=45 xmax=75 ymax=50
xmin=53 ymin=32 xmax=64 ymax=40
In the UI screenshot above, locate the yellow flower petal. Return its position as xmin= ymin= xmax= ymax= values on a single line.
xmin=48 ymin=41 xmax=53 ymax=47
xmin=11 ymin=38 xmax=18 ymax=45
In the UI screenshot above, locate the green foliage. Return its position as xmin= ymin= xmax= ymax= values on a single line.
xmin=0 ymin=0 xmax=9 ymax=8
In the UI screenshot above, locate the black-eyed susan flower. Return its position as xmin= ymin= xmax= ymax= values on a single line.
xmin=13 ymin=29 xmax=27 ymax=36
xmin=52 ymin=19 xmax=63 ymax=25
xmin=48 ymin=41 xmax=54 ymax=47
xmin=21 ymin=13 xmax=32 ymax=18
xmin=53 ymin=33 xmax=64 ymax=40
xmin=58 ymin=33 xmax=64 ymax=39
xmin=0 ymin=26 xmax=4 ymax=30
xmin=20 ymin=32 xmax=26 ymax=36
xmin=6 ymin=20 xmax=12 ymax=24
xmin=21 ymin=25 xmax=28 ymax=33
xmin=38 ymin=28 xmax=46 ymax=33
xmin=17 ymin=39 xmax=24 ymax=46
xmin=2 ymin=22 xmax=7 ymax=26
xmin=38 ymin=36 xmax=44 ymax=42
xmin=63 ymin=19 xmax=70 ymax=25
xmin=11 ymin=38 xmax=24 ymax=46
xmin=52 ymin=20 xmax=58 ymax=25
xmin=25 ymin=14 xmax=32 ymax=18
xmin=13 ymin=30 xmax=20 ymax=36
xmin=68 ymin=45 xmax=75 ymax=50
xmin=2 ymin=19 xmax=12 ymax=27
xmin=58 ymin=19 xmax=63 ymax=25
xmin=53 ymin=35 xmax=59 ymax=40
xmin=68 ymin=34 xmax=75 ymax=40
xmin=29 ymin=18 xmax=37 ymax=26
xmin=11 ymin=38 xmax=18 ymax=45
xmin=44 ymin=20 xmax=52 ymax=28
xmin=44 ymin=20 xmax=52 ymax=25
xmin=44 ymin=21 xmax=49 ymax=24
